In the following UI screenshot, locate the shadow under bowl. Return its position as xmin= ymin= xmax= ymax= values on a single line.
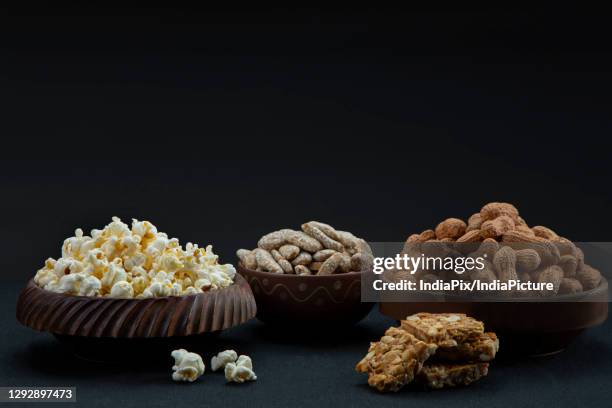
xmin=237 ymin=264 xmax=373 ymax=326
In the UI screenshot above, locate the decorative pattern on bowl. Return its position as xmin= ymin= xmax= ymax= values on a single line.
xmin=237 ymin=264 xmax=373 ymax=325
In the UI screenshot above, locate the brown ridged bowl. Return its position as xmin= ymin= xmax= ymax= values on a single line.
xmin=237 ymin=263 xmax=374 ymax=326
xmin=16 ymin=274 xmax=257 ymax=338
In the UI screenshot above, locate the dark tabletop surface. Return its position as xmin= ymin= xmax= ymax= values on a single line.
xmin=1 ymin=281 xmax=611 ymax=408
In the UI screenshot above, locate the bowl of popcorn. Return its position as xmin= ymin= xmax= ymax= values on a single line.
xmin=236 ymin=221 xmax=374 ymax=325
xmin=380 ymin=202 xmax=608 ymax=355
xmin=16 ymin=217 xmax=257 ymax=343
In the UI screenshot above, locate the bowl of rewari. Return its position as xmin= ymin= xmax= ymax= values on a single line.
xmin=236 ymin=221 xmax=375 ymax=326
xmin=16 ymin=217 xmax=257 ymax=354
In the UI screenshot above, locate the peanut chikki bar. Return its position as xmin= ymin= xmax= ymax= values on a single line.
xmin=434 ymin=332 xmax=499 ymax=362
xmin=355 ymin=327 xmax=437 ymax=392
xmin=400 ymin=313 xmax=484 ymax=347
xmin=416 ymin=363 xmax=489 ymax=389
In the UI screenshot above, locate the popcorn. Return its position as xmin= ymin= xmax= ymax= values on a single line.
xmin=80 ymin=276 xmax=102 ymax=296
xmin=109 ymin=281 xmax=134 ymax=298
xmin=224 ymin=354 xmax=257 ymax=383
xmin=211 ymin=350 xmax=238 ymax=372
xmin=171 ymin=349 xmax=205 ymax=382
xmin=33 ymin=217 xmax=235 ymax=298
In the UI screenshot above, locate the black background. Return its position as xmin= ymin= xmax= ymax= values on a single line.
xmin=1 ymin=7 xmax=612 ymax=408
xmin=2 ymin=7 xmax=612 ymax=282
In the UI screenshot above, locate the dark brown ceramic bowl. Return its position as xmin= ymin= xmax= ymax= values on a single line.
xmin=237 ymin=264 xmax=373 ymax=326
xmin=380 ymin=278 xmax=608 ymax=356
xmin=16 ymin=274 xmax=257 ymax=361
xmin=17 ymin=274 xmax=256 ymax=337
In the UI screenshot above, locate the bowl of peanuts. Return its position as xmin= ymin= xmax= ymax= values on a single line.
xmin=379 ymin=202 xmax=609 ymax=355
xmin=236 ymin=221 xmax=375 ymax=325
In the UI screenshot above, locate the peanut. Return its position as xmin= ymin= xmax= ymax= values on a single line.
xmin=481 ymin=215 xmax=515 ymax=239
xmin=254 ymin=248 xmax=284 ymax=274
xmin=351 ymin=252 xmax=373 ymax=272
xmin=317 ymin=253 xmax=344 ymax=275
xmin=291 ymin=251 xmax=313 ymax=266
xmin=515 ymin=225 xmax=535 ymax=236
xmin=419 ymin=229 xmax=436 ymax=242
xmin=575 ymin=247 xmax=585 ymax=272
xmin=456 ymin=230 xmax=482 ymax=243
xmin=407 ymin=234 xmax=421 ymax=244
xmin=236 ymin=249 xmax=258 ymax=270
xmin=468 ymin=260 xmax=497 ymax=283
xmin=334 ymin=230 xmax=358 ymax=248
xmin=471 ymin=238 xmax=499 ymax=260
xmin=466 ymin=213 xmax=482 ymax=232
xmin=278 ymin=244 xmax=300 ymax=261
xmin=309 ymin=261 xmax=322 ymax=271
xmin=577 ymin=265 xmax=602 ymax=291
xmin=559 ymin=278 xmax=583 ymax=295
xmin=307 ymin=221 xmax=343 ymax=242
xmin=515 ymin=249 xmax=541 ymax=272
xmin=480 ymin=202 xmax=519 ymax=222
xmin=532 ymin=226 xmax=559 ymax=240
xmin=554 ymin=237 xmax=577 ymax=257
xmin=535 ymin=241 xmax=561 ymax=268
xmin=502 ymin=230 xmax=547 ymax=244
xmin=313 ymin=249 xmax=338 ymax=262
xmin=285 ymin=231 xmax=323 ymax=253
xmin=339 ymin=253 xmax=352 ymax=273
xmin=257 ymin=229 xmax=293 ymax=250
xmin=537 ymin=266 xmax=563 ymax=296
xmin=355 ymin=239 xmax=373 ymax=256
xmin=271 ymin=249 xmax=294 ymax=274
xmin=294 ymin=265 xmax=312 ymax=276
xmin=434 ymin=218 xmax=467 ymax=240
xmin=493 ymin=246 xmax=518 ymax=282
xmin=558 ymin=255 xmax=578 ymax=278
xmin=516 ymin=216 xmax=528 ymax=227
xmin=302 ymin=222 xmax=344 ymax=252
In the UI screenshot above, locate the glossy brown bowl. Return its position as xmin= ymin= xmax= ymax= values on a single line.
xmin=16 ymin=274 xmax=257 ymax=338
xmin=237 ymin=264 xmax=373 ymax=326
xmin=380 ymin=278 xmax=608 ymax=356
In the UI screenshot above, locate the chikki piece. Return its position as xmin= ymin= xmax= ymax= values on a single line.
xmin=416 ymin=363 xmax=489 ymax=389
xmin=434 ymin=332 xmax=499 ymax=362
xmin=400 ymin=313 xmax=484 ymax=347
xmin=355 ymin=327 xmax=437 ymax=392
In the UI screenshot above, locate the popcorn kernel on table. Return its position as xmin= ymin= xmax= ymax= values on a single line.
xmin=171 ymin=349 xmax=205 ymax=382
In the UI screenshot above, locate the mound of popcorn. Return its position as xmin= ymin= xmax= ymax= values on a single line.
xmin=33 ymin=217 xmax=236 ymax=298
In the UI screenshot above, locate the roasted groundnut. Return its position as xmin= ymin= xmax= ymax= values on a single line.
xmin=302 ymin=222 xmax=344 ymax=252
xmin=395 ymin=202 xmax=599 ymax=297
xmin=286 ymin=231 xmax=323 ymax=253
xmin=318 ymin=253 xmax=345 ymax=275
xmin=242 ymin=222 xmax=371 ymax=275
xmin=313 ymin=249 xmax=338 ymax=262
xmin=254 ymin=248 xmax=283 ymax=274
xmin=271 ymin=249 xmax=294 ymax=274
xmin=291 ymin=251 xmax=313 ymax=266
xmin=278 ymin=244 xmax=300 ymax=261
xmin=236 ymin=249 xmax=257 ymax=270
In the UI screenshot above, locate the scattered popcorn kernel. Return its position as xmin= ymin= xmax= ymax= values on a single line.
xmin=211 ymin=350 xmax=238 ymax=372
xmin=171 ymin=349 xmax=205 ymax=382
xmin=224 ymin=354 xmax=257 ymax=383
